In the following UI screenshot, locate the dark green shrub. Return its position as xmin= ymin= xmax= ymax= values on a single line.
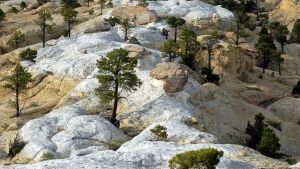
xmin=7 ymin=133 xmax=26 ymax=158
xmin=41 ymin=152 xmax=54 ymax=161
xmin=256 ymin=127 xmax=280 ymax=157
xmin=137 ymin=0 xmax=148 ymax=7
xmin=19 ymin=48 xmax=37 ymax=62
xmin=292 ymin=80 xmax=300 ymax=96
xmin=0 ymin=8 xmax=5 ymax=23
xmin=150 ymin=125 xmax=168 ymax=141
xmin=169 ymin=148 xmax=223 ymax=169
xmin=20 ymin=1 xmax=27 ymax=9
xmin=128 ymin=37 xmax=140 ymax=44
xmin=10 ymin=7 xmax=19 ymax=14
xmin=104 ymin=17 xmax=121 ymax=27
xmin=245 ymin=113 xmax=266 ymax=149
xmin=88 ymin=9 xmax=94 ymax=15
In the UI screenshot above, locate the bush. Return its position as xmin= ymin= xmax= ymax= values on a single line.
xmin=128 ymin=37 xmax=140 ymax=44
xmin=292 ymin=80 xmax=300 ymax=96
xmin=169 ymin=148 xmax=223 ymax=169
xmin=88 ymin=9 xmax=94 ymax=15
xmin=256 ymin=127 xmax=280 ymax=157
xmin=150 ymin=125 xmax=168 ymax=141
xmin=137 ymin=0 xmax=148 ymax=7
xmin=19 ymin=48 xmax=37 ymax=62
xmin=20 ymin=1 xmax=27 ymax=9
xmin=10 ymin=7 xmax=19 ymax=14
xmin=7 ymin=133 xmax=26 ymax=158
xmin=201 ymin=67 xmax=220 ymax=85
xmin=41 ymin=152 xmax=54 ymax=161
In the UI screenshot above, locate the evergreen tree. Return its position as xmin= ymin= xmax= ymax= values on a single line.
xmin=274 ymin=24 xmax=289 ymax=53
xmin=166 ymin=16 xmax=186 ymax=42
xmin=19 ymin=48 xmax=37 ymax=62
xmin=161 ymin=28 xmax=169 ymax=39
xmin=3 ymin=64 xmax=32 ymax=117
xmin=61 ymin=8 xmax=78 ymax=37
xmin=119 ymin=18 xmax=133 ymax=41
xmin=232 ymin=8 xmax=250 ymax=46
xmin=255 ymin=34 xmax=276 ymax=74
xmin=160 ymin=40 xmax=179 ymax=62
xmin=259 ymin=26 xmax=268 ymax=35
xmin=104 ymin=17 xmax=120 ymax=27
xmin=99 ymin=0 xmax=106 ymax=15
xmin=292 ymin=19 xmax=300 ymax=43
xmin=8 ymin=30 xmax=25 ymax=49
xmin=178 ymin=28 xmax=199 ymax=69
xmin=256 ymin=127 xmax=280 ymax=157
xmin=20 ymin=1 xmax=27 ymax=10
xmin=95 ymin=48 xmax=141 ymax=125
xmin=245 ymin=113 xmax=267 ymax=149
xmin=202 ymin=36 xmax=218 ymax=69
xmin=34 ymin=9 xmax=53 ymax=48
xmin=272 ymin=50 xmax=284 ymax=75
xmin=0 ymin=8 xmax=5 ymax=24
xmin=61 ymin=0 xmax=80 ymax=8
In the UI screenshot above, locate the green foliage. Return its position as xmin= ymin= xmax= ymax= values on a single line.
xmin=35 ymin=9 xmax=53 ymax=47
xmin=245 ymin=113 xmax=267 ymax=149
xmin=3 ymin=64 xmax=32 ymax=117
xmin=20 ymin=1 xmax=27 ymax=9
xmin=104 ymin=17 xmax=121 ymax=27
xmin=178 ymin=28 xmax=199 ymax=69
xmin=8 ymin=30 xmax=26 ymax=49
xmin=274 ymin=24 xmax=289 ymax=53
xmin=256 ymin=127 xmax=280 ymax=157
xmin=88 ymin=9 xmax=94 ymax=15
xmin=19 ymin=48 xmax=37 ymax=62
xmin=292 ymin=19 xmax=300 ymax=43
xmin=255 ymin=34 xmax=276 ymax=73
xmin=169 ymin=148 xmax=223 ymax=169
xmin=201 ymin=67 xmax=220 ymax=85
xmin=160 ymin=40 xmax=179 ymax=62
xmin=209 ymin=31 xmax=225 ymax=40
xmin=166 ymin=16 xmax=186 ymax=42
xmin=61 ymin=7 xmax=78 ymax=37
xmin=231 ymin=8 xmax=250 ymax=45
xmin=119 ymin=18 xmax=133 ymax=41
xmin=41 ymin=152 xmax=54 ymax=161
xmin=95 ymin=48 xmax=141 ymax=123
xmin=161 ymin=28 xmax=169 ymax=39
xmin=137 ymin=0 xmax=149 ymax=7
xmin=292 ymin=80 xmax=300 ymax=96
xmin=128 ymin=37 xmax=140 ymax=44
xmin=7 ymin=133 xmax=26 ymax=158
xmin=61 ymin=0 xmax=81 ymax=8
xmin=0 ymin=8 xmax=5 ymax=23
xmin=10 ymin=7 xmax=19 ymax=14
xmin=259 ymin=26 xmax=268 ymax=36
xmin=150 ymin=125 xmax=168 ymax=141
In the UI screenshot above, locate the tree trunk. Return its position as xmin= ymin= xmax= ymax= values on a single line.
xmin=125 ymin=29 xmax=128 ymax=41
xmin=278 ymin=63 xmax=281 ymax=75
xmin=15 ymin=41 xmax=18 ymax=49
xmin=281 ymin=43 xmax=284 ymax=53
xmin=256 ymin=0 xmax=259 ymax=21
xmin=15 ymin=75 xmax=20 ymax=117
xmin=174 ymin=27 xmax=177 ymax=42
xmin=111 ymin=80 xmax=119 ymax=125
xmin=100 ymin=4 xmax=103 ymax=15
xmin=42 ymin=24 xmax=46 ymax=48
xmin=262 ymin=55 xmax=266 ymax=74
xmin=68 ymin=20 xmax=71 ymax=38
xmin=87 ymin=0 xmax=89 ymax=6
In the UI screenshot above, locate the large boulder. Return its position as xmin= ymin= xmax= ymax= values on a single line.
xmin=111 ymin=6 xmax=160 ymax=25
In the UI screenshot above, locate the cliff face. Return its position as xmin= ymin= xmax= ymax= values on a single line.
xmin=269 ymin=0 xmax=300 ymax=30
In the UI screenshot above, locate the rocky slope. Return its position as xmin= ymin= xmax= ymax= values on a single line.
xmin=0 ymin=0 xmax=300 ymax=168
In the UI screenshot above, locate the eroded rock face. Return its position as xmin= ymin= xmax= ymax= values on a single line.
xmin=111 ymin=6 xmax=160 ymax=25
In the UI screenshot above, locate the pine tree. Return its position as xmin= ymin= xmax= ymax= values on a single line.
xmin=161 ymin=28 xmax=169 ymax=39
xmin=104 ymin=17 xmax=121 ymax=27
xmin=292 ymin=19 xmax=300 ymax=43
xmin=245 ymin=113 xmax=267 ymax=149
xmin=3 ymin=64 xmax=32 ymax=117
xmin=274 ymin=24 xmax=289 ymax=53
xmin=61 ymin=8 xmax=78 ymax=37
xmin=8 ymin=30 xmax=26 ymax=49
xmin=19 ymin=48 xmax=37 ymax=62
xmin=166 ymin=16 xmax=186 ymax=42
xmin=34 ymin=9 xmax=53 ymax=48
xmin=202 ymin=36 xmax=218 ymax=69
xmin=272 ymin=50 xmax=284 ymax=75
xmin=232 ymin=8 xmax=249 ymax=46
xmin=20 ymin=1 xmax=27 ymax=9
xmin=61 ymin=0 xmax=80 ymax=8
xmin=178 ymin=28 xmax=199 ymax=69
xmin=119 ymin=18 xmax=133 ymax=41
xmin=256 ymin=127 xmax=280 ymax=157
xmin=160 ymin=40 xmax=179 ymax=62
xmin=255 ymin=34 xmax=276 ymax=74
xmin=95 ymin=48 xmax=141 ymax=126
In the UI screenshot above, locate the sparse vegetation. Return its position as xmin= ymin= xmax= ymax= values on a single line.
xmin=128 ymin=37 xmax=140 ymax=44
xmin=41 ymin=152 xmax=54 ymax=161
xmin=20 ymin=1 xmax=27 ymax=9
xmin=0 ymin=8 xmax=5 ymax=23
xmin=166 ymin=16 xmax=186 ymax=42
xmin=8 ymin=30 xmax=25 ymax=49
xmin=160 ymin=40 xmax=179 ymax=62
xmin=8 ymin=133 xmax=26 ymax=158
xmin=169 ymin=148 xmax=223 ymax=169
xmin=119 ymin=18 xmax=133 ymax=41
xmin=291 ymin=19 xmax=300 ymax=43
xmin=61 ymin=7 xmax=78 ymax=37
xmin=292 ymin=80 xmax=300 ymax=96
xmin=10 ymin=7 xmax=19 ymax=14
xmin=35 ymin=9 xmax=54 ymax=48
xmin=19 ymin=48 xmax=37 ymax=62
xmin=150 ymin=125 xmax=168 ymax=141
xmin=201 ymin=67 xmax=220 ymax=85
